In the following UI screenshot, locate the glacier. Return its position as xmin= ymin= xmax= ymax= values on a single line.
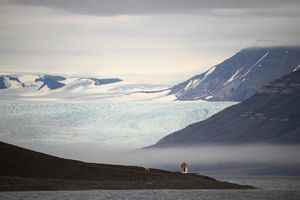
xmin=0 ymin=99 xmax=235 ymax=150
xmin=0 ymin=72 xmax=237 ymax=161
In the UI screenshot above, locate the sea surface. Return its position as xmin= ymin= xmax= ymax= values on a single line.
xmin=1 ymin=176 xmax=300 ymax=200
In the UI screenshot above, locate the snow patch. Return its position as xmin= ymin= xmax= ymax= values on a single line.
xmin=184 ymin=79 xmax=201 ymax=91
xmin=242 ymin=51 xmax=269 ymax=78
xmin=293 ymin=65 xmax=300 ymax=72
xmin=64 ymin=79 xmax=94 ymax=93
xmin=8 ymin=80 xmax=21 ymax=89
xmin=205 ymin=66 xmax=216 ymax=77
xmin=61 ymin=78 xmax=78 ymax=85
xmin=182 ymin=66 xmax=216 ymax=92
xmin=111 ymin=90 xmax=176 ymax=102
xmin=224 ymin=69 xmax=241 ymax=85
xmin=205 ymin=96 xmax=213 ymax=100
xmin=18 ymin=74 xmax=39 ymax=83
xmin=201 ymin=66 xmax=216 ymax=82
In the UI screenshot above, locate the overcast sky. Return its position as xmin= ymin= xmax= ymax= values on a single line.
xmin=1 ymin=0 xmax=300 ymax=83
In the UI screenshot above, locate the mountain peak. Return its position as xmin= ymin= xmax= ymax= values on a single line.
xmin=170 ymin=46 xmax=300 ymax=101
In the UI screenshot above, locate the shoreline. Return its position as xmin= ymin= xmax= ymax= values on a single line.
xmin=0 ymin=176 xmax=254 ymax=191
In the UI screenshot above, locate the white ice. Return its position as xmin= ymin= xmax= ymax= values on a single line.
xmin=0 ymin=99 xmax=235 ymax=150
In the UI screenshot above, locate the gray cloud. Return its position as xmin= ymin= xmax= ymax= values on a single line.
xmin=5 ymin=0 xmax=300 ymax=16
xmin=0 ymin=0 xmax=299 ymax=79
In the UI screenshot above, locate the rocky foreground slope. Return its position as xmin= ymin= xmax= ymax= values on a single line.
xmin=0 ymin=141 xmax=252 ymax=191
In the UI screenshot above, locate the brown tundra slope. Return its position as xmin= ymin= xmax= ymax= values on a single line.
xmin=0 ymin=141 xmax=253 ymax=191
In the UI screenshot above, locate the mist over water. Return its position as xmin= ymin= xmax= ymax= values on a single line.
xmin=1 ymin=99 xmax=299 ymax=175
xmin=15 ymin=142 xmax=300 ymax=175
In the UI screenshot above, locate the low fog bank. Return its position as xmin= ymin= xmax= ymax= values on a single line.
xmin=8 ymin=141 xmax=300 ymax=175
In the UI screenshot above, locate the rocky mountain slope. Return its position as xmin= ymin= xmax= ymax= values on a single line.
xmin=170 ymin=47 xmax=300 ymax=101
xmin=152 ymin=70 xmax=300 ymax=147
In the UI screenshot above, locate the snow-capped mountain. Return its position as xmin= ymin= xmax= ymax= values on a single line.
xmin=0 ymin=73 xmax=127 ymax=99
xmin=0 ymin=75 xmax=25 ymax=89
xmin=170 ymin=47 xmax=300 ymax=101
xmin=0 ymin=72 xmax=176 ymax=101
xmin=151 ymin=70 xmax=300 ymax=147
xmin=0 ymin=73 xmax=122 ymax=91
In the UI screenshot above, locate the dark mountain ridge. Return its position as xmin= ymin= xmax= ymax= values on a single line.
xmin=152 ymin=70 xmax=300 ymax=147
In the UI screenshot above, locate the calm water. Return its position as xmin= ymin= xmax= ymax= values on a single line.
xmin=1 ymin=176 xmax=300 ymax=200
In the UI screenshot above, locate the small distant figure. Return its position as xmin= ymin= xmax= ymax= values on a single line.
xmin=180 ymin=162 xmax=188 ymax=174
xmin=144 ymin=167 xmax=150 ymax=176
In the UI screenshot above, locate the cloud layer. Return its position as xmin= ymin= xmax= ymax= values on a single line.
xmin=0 ymin=1 xmax=299 ymax=82
xmin=7 ymin=0 xmax=300 ymax=16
